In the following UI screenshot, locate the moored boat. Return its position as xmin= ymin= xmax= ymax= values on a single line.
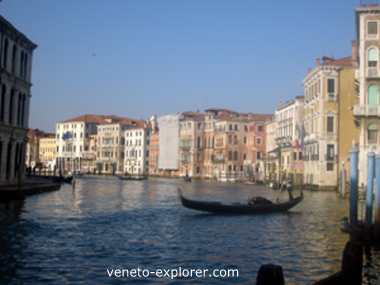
xmin=178 ymin=188 xmax=303 ymax=214
xmin=118 ymin=175 xmax=147 ymax=181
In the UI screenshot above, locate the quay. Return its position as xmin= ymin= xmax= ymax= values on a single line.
xmin=0 ymin=177 xmax=61 ymax=201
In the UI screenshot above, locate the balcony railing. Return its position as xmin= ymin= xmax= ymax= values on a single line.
xmin=367 ymin=68 xmax=380 ymax=78
xmin=353 ymin=105 xmax=380 ymax=117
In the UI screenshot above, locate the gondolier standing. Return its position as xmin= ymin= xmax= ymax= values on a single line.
xmin=286 ymin=178 xmax=294 ymax=200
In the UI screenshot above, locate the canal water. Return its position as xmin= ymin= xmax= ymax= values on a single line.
xmin=0 ymin=177 xmax=379 ymax=285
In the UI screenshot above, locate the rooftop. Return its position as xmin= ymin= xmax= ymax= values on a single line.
xmin=0 ymin=15 xmax=37 ymax=50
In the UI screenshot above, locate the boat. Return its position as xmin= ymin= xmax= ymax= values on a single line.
xmin=183 ymin=176 xmax=192 ymax=182
xmin=178 ymin=188 xmax=303 ymax=214
xmin=118 ymin=175 xmax=147 ymax=181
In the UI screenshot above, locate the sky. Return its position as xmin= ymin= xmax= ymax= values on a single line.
xmin=1 ymin=0 xmax=365 ymax=132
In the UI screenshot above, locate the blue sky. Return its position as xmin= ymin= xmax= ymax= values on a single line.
xmin=2 ymin=0 xmax=362 ymax=131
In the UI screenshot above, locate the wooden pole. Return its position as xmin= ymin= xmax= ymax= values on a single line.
xmin=349 ymin=145 xmax=359 ymax=225
xmin=365 ymin=152 xmax=375 ymax=224
xmin=375 ymin=154 xmax=380 ymax=237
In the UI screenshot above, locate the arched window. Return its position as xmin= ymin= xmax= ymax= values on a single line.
xmin=368 ymin=84 xmax=380 ymax=106
xmin=368 ymin=124 xmax=378 ymax=144
xmin=11 ymin=44 xmax=17 ymax=74
xmin=368 ymin=47 xmax=379 ymax=67
xmin=3 ymin=38 xmax=8 ymax=69
xmin=0 ymin=85 xmax=6 ymax=122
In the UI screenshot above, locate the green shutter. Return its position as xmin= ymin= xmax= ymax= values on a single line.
xmin=368 ymin=85 xmax=380 ymax=106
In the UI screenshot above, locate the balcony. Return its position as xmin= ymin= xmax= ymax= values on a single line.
xmin=367 ymin=68 xmax=380 ymax=79
xmin=212 ymin=155 xmax=225 ymax=163
xmin=353 ymin=105 xmax=380 ymax=117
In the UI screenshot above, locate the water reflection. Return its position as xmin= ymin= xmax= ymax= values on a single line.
xmin=0 ymin=177 xmax=379 ymax=285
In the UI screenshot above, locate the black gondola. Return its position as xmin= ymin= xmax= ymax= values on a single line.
xmin=178 ymin=188 xmax=303 ymax=214
xmin=118 ymin=175 xmax=147 ymax=181
xmin=183 ymin=176 xmax=192 ymax=183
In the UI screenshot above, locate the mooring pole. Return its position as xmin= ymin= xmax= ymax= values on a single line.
xmin=349 ymin=145 xmax=359 ymax=225
xmin=365 ymin=152 xmax=375 ymax=224
xmin=342 ymin=161 xmax=346 ymax=197
xmin=375 ymin=154 xmax=380 ymax=227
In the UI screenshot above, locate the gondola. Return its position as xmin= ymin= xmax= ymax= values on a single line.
xmin=178 ymin=188 xmax=303 ymax=215
xmin=118 ymin=175 xmax=147 ymax=181
xmin=183 ymin=176 xmax=192 ymax=183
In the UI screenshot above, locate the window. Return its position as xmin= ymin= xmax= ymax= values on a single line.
xmin=327 ymin=79 xmax=335 ymax=98
xmin=0 ymin=85 xmax=5 ymax=122
xmin=3 ymin=38 xmax=8 ymax=69
xmin=327 ymin=162 xmax=334 ymax=171
xmin=368 ymin=48 xmax=379 ymax=68
xmin=9 ymin=89 xmax=14 ymax=124
xmin=257 ymin=152 xmax=262 ymax=160
xmin=368 ymin=124 xmax=378 ymax=144
xmin=11 ymin=44 xmax=17 ymax=74
xmin=243 ymin=137 xmax=247 ymax=144
xmin=368 ymin=85 xmax=380 ymax=106
xmin=233 ymin=151 xmax=238 ymax=160
xmin=243 ymin=153 xmax=247 ymax=160
xmin=293 ymin=152 xmax=297 ymax=161
xmin=256 ymin=138 xmax=261 ymax=145
xmin=368 ymin=21 xmax=378 ymax=36
xmin=326 ymin=144 xmax=335 ymax=160
xmin=258 ymin=126 xmax=263 ymax=132
xmin=327 ymin=116 xmax=334 ymax=133
xmin=228 ymin=151 xmax=233 ymax=161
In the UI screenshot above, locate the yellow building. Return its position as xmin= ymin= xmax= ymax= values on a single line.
xmin=303 ymin=55 xmax=358 ymax=190
xmin=39 ymin=135 xmax=57 ymax=170
xmin=337 ymin=57 xmax=360 ymax=182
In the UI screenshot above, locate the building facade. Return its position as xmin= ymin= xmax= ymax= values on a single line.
xmin=0 ymin=16 xmax=37 ymax=183
xmin=96 ymin=123 xmax=127 ymax=175
xmin=275 ymin=96 xmax=304 ymax=185
xmin=264 ymin=120 xmax=278 ymax=182
xmin=157 ymin=114 xmax=181 ymax=177
xmin=303 ymin=56 xmax=354 ymax=189
xmin=178 ymin=112 xmax=205 ymax=178
xmin=124 ymin=126 xmax=150 ymax=175
xmin=354 ymin=5 xmax=380 ymax=189
xmin=39 ymin=135 xmax=56 ymax=171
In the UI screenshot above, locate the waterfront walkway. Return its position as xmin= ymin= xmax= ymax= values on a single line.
xmin=0 ymin=177 xmax=61 ymax=201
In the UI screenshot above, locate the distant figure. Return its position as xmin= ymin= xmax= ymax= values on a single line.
xmin=286 ymin=179 xmax=294 ymax=200
xmin=72 ymin=177 xmax=76 ymax=190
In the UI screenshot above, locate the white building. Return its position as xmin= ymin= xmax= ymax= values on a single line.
xmin=56 ymin=115 xmax=109 ymax=174
xmin=97 ymin=121 xmax=137 ymax=175
xmin=0 ymin=16 xmax=37 ymax=183
xmin=158 ymin=114 xmax=180 ymax=171
xmin=354 ymin=5 xmax=380 ymax=188
xmin=274 ymin=96 xmax=304 ymax=184
xmin=124 ymin=126 xmax=150 ymax=175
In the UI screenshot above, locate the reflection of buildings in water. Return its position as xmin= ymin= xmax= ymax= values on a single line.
xmin=0 ymin=200 xmax=25 ymax=222
xmin=0 ymin=200 xmax=25 ymax=282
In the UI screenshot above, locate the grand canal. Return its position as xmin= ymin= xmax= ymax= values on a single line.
xmin=0 ymin=177 xmax=379 ymax=284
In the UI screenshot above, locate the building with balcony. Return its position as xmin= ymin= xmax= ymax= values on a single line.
xmin=39 ymin=134 xmax=56 ymax=171
xmin=355 ymin=5 xmax=380 ymax=188
xmin=124 ymin=125 xmax=150 ymax=176
xmin=303 ymin=55 xmax=356 ymax=189
xmin=96 ymin=118 xmax=143 ymax=175
xmin=265 ymin=120 xmax=279 ymax=183
xmin=56 ymin=114 xmax=141 ymax=174
xmin=178 ymin=112 xmax=205 ymax=178
xmin=0 ymin=16 xmax=37 ymax=184
xmin=274 ymin=96 xmax=304 ymax=185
